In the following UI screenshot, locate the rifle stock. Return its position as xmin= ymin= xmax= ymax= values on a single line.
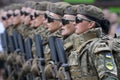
xmin=48 ymin=36 xmax=60 ymax=80
xmin=55 ymin=38 xmax=71 ymax=80
xmin=25 ymin=37 xmax=34 ymax=80
xmin=34 ymin=34 xmax=46 ymax=80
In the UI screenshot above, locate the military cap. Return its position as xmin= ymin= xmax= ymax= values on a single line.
xmin=77 ymin=5 xmax=104 ymax=20
xmin=34 ymin=1 xmax=52 ymax=11
xmin=24 ymin=1 xmax=36 ymax=8
xmin=4 ymin=3 xmax=24 ymax=11
xmin=64 ymin=5 xmax=79 ymax=15
xmin=47 ymin=2 xmax=71 ymax=16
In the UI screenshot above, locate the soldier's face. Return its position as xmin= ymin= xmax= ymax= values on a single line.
xmin=34 ymin=15 xmax=44 ymax=27
xmin=1 ymin=11 xmax=9 ymax=28
xmin=21 ymin=7 xmax=27 ymax=23
xmin=61 ymin=14 xmax=75 ymax=36
xmin=13 ymin=10 xmax=21 ymax=26
xmin=24 ymin=8 xmax=32 ymax=26
xmin=7 ymin=10 xmax=14 ymax=26
xmin=75 ymin=14 xmax=92 ymax=34
xmin=33 ymin=11 xmax=45 ymax=27
xmin=30 ymin=10 xmax=36 ymax=27
xmin=46 ymin=12 xmax=62 ymax=33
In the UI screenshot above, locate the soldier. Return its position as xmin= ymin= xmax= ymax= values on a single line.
xmin=5 ymin=4 xmax=24 ymax=35
xmin=43 ymin=2 xmax=70 ymax=79
xmin=74 ymin=5 xmax=118 ymax=80
xmin=0 ymin=11 xmax=9 ymax=29
xmin=18 ymin=1 xmax=36 ymax=39
xmin=16 ymin=1 xmax=36 ymax=78
xmin=30 ymin=1 xmax=52 ymax=76
xmin=58 ymin=5 xmax=84 ymax=80
xmin=28 ymin=1 xmax=52 ymax=40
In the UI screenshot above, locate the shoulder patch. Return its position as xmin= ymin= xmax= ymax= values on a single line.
xmin=93 ymin=42 xmax=111 ymax=54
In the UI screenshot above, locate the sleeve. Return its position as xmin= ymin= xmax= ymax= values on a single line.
xmin=91 ymin=41 xmax=118 ymax=79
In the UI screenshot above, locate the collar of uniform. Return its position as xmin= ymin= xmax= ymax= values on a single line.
xmin=82 ymin=27 xmax=103 ymax=42
xmin=48 ymin=30 xmax=62 ymax=38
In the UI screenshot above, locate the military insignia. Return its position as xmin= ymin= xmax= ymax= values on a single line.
xmin=105 ymin=53 xmax=114 ymax=70
xmin=105 ymin=62 xmax=114 ymax=70
xmin=105 ymin=53 xmax=112 ymax=58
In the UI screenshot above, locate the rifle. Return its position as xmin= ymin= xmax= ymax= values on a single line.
xmin=25 ymin=37 xmax=34 ymax=80
xmin=18 ymin=33 xmax=25 ymax=54
xmin=1 ymin=30 xmax=9 ymax=53
xmin=8 ymin=35 xmax=15 ymax=53
xmin=13 ymin=30 xmax=19 ymax=50
xmin=34 ymin=34 xmax=46 ymax=80
xmin=0 ymin=30 xmax=12 ymax=78
xmin=14 ymin=33 xmax=27 ymax=80
xmin=48 ymin=36 xmax=60 ymax=80
xmin=55 ymin=38 xmax=71 ymax=80
xmin=8 ymin=31 xmax=27 ymax=80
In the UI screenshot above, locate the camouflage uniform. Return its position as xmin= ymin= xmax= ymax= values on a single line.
xmin=43 ymin=2 xmax=70 ymax=79
xmin=59 ymin=28 xmax=118 ymax=80
xmin=74 ymin=5 xmax=118 ymax=80
xmin=29 ymin=1 xmax=52 ymax=79
xmin=6 ymin=25 xmax=15 ymax=36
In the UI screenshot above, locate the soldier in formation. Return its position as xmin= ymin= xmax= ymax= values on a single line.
xmin=0 ymin=1 xmax=120 ymax=80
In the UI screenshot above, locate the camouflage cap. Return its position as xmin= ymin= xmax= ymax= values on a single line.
xmin=24 ymin=1 xmax=36 ymax=8
xmin=34 ymin=1 xmax=52 ymax=11
xmin=47 ymin=2 xmax=71 ymax=16
xmin=4 ymin=3 xmax=24 ymax=11
xmin=77 ymin=5 xmax=104 ymax=20
xmin=64 ymin=5 xmax=79 ymax=15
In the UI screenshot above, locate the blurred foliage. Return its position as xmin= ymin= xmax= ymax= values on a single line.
xmin=109 ymin=7 xmax=120 ymax=13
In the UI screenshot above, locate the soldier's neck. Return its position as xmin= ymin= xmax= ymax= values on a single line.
xmin=81 ymin=27 xmax=103 ymax=42
xmin=63 ymin=33 xmax=74 ymax=40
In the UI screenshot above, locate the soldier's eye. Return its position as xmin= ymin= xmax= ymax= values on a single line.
xmin=61 ymin=18 xmax=69 ymax=25
xmin=34 ymin=12 xmax=39 ymax=18
xmin=7 ymin=14 xmax=12 ymax=18
xmin=20 ymin=10 xmax=24 ymax=15
xmin=75 ymin=17 xmax=83 ymax=23
xmin=13 ymin=13 xmax=19 ymax=17
xmin=44 ymin=13 xmax=48 ymax=19
xmin=75 ymin=16 xmax=91 ymax=23
xmin=1 ymin=16 xmax=7 ymax=20
xmin=24 ymin=12 xmax=29 ymax=16
xmin=61 ymin=18 xmax=74 ymax=25
xmin=47 ymin=16 xmax=54 ymax=23
xmin=30 ymin=15 xmax=34 ymax=20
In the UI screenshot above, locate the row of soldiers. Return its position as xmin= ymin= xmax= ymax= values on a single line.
xmin=0 ymin=1 xmax=120 ymax=80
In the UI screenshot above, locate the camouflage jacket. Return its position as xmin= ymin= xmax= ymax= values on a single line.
xmin=6 ymin=25 xmax=15 ymax=35
xmin=43 ymin=30 xmax=62 ymax=62
xmin=75 ymin=28 xmax=118 ymax=80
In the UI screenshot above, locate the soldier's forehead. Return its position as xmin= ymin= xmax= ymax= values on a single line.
xmin=14 ymin=9 xmax=20 ymax=13
xmin=63 ymin=14 xmax=75 ymax=19
xmin=7 ymin=10 xmax=14 ymax=14
xmin=2 ymin=11 xmax=7 ymax=15
xmin=31 ymin=9 xmax=35 ymax=15
xmin=21 ymin=7 xmax=27 ymax=10
xmin=26 ymin=7 xmax=33 ymax=12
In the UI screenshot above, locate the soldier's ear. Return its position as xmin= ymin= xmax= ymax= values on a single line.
xmin=88 ymin=21 xmax=96 ymax=29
